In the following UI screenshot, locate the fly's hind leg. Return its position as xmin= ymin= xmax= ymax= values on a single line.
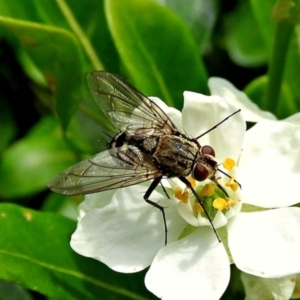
xmin=144 ymin=175 xmax=168 ymax=245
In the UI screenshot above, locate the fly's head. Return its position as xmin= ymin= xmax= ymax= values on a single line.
xmin=192 ymin=145 xmax=218 ymax=182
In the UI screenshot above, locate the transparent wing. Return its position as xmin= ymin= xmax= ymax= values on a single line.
xmin=87 ymin=71 xmax=177 ymax=136
xmin=48 ymin=145 xmax=161 ymax=195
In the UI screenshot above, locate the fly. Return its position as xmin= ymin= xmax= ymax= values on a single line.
xmin=48 ymin=71 xmax=241 ymax=244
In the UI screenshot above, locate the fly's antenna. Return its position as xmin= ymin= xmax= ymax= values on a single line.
xmin=196 ymin=109 xmax=241 ymax=139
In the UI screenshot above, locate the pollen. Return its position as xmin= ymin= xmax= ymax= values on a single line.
xmin=200 ymin=183 xmax=215 ymax=197
xmin=226 ymin=197 xmax=237 ymax=207
xmin=213 ymin=198 xmax=228 ymax=210
xmin=174 ymin=187 xmax=189 ymax=203
xmin=223 ymin=158 xmax=236 ymax=171
xmin=187 ymin=177 xmax=196 ymax=188
xmin=225 ymin=177 xmax=239 ymax=191
xmin=194 ymin=202 xmax=204 ymax=213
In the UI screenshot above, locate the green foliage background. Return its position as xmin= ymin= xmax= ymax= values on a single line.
xmin=0 ymin=0 xmax=300 ymax=299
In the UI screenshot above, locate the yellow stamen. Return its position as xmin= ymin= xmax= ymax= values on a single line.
xmin=223 ymin=158 xmax=236 ymax=171
xmin=225 ymin=177 xmax=239 ymax=191
xmin=194 ymin=202 xmax=204 ymax=213
xmin=200 ymin=183 xmax=215 ymax=197
xmin=187 ymin=177 xmax=196 ymax=188
xmin=226 ymin=197 xmax=237 ymax=207
xmin=213 ymin=198 xmax=228 ymax=210
xmin=174 ymin=187 xmax=189 ymax=203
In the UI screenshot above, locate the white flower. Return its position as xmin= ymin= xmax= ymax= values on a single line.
xmin=70 ymin=79 xmax=300 ymax=300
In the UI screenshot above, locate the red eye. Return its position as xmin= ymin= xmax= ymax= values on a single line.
xmin=193 ymin=163 xmax=209 ymax=181
xmin=201 ymin=145 xmax=215 ymax=157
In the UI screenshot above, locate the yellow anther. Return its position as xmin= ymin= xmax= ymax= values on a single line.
xmin=174 ymin=187 xmax=189 ymax=203
xmin=223 ymin=158 xmax=236 ymax=171
xmin=194 ymin=202 xmax=204 ymax=213
xmin=187 ymin=177 xmax=196 ymax=188
xmin=213 ymin=198 xmax=228 ymax=210
xmin=225 ymin=197 xmax=237 ymax=207
xmin=225 ymin=177 xmax=239 ymax=191
xmin=200 ymin=183 xmax=215 ymax=197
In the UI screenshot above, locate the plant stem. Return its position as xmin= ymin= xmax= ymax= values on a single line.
xmin=55 ymin=0 xmax=104 ymax=70
xmin=262 ymin=20 xmax=293 ymax=111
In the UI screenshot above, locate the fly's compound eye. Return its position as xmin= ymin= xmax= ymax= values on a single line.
xmin=201 ymin=145 xmax=215 ymax=157
xmin=193 ymin=163 xmax=209 ymax=181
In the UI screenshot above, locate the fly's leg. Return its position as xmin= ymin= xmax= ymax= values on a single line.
xmin=144 ymin=176 xmax=168 ymax=245
xmin=179 ymin=176 xmax=221 ymax=242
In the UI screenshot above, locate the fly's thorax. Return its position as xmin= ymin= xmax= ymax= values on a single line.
xmin=153 ymin=135 xmax=198 ymax=177
xmin=142 ymin=137 xmax=159 ymax=154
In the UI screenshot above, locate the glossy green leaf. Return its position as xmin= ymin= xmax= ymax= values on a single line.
xmin=156 ymin=0 xmax=218 ymax=50
xmin=0 ymin=203 xmax=153 ymax=299
xmin=244 ymin=75 xmax=296 ymax=119
xmin=0 ymin=280 xmax=33 ymax=300
xmin=105 ymin=0 xmax=208 ymax=109
xmin=224 ymin=1 xmax=268 ymax=67
xmin=250 ymin=0 xmax=276 ymax=51
xmin=0 ymin=117 xmax=78 ymax=199
xmin=0 ymin=16 xmax=83 ymax=128
xmin=0 ymin=96 xmax=16 ymax=153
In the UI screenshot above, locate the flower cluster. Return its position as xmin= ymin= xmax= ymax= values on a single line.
xmin=70 ymin=78 xmax=300 ymax=300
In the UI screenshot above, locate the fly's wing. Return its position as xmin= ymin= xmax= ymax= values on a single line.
xmin=48 ymin=146 xmax=161 ymax=195
xmin=87 ymin=71 xmax=177 ymax=137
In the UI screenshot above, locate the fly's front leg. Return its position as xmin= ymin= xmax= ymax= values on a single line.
xmin=144 ymin=176 xmax=168 ymax=245
xmin=179 ymin=176 xmax=221 ymax=242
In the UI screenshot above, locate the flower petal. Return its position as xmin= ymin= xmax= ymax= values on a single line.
xmin=78 ymin=190 xmax=115 ymax=220
xmin=208 ymin=77 xmax=276 ymax=122
xmin=239 ymin=119 xmax=300 ymax=207
xmin=145 ymin=228 xmax=230 ymax=300
xmin=241 ymin=272 xmax=295 ymax=300
xmin=71 ymin=183 xmax=186 ymax=273
xmin=182 ymin=92 xmax=246 ymax=162
xmin=149 ymin=96 xmax=182 ymax=130
xmin=228 ymin=208 xmax=300 ymax=278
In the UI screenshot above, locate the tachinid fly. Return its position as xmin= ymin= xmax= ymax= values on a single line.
xmin=48 ymin=71 xmax=240 ymax=244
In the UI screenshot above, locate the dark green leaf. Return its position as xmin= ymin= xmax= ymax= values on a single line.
xmin=0 ymin=117 xmax=77 ymax=199
xmin=0 ymin=203 xmax=154 ymax=299
xmin=156 ymin=0 xmax=218 ymax=50
xmin=105 ymin=0 xmax=208 ymax=109
xmin=224 ymin=1 xmax=268 ymax=67
xmin=0 ymin=16 xmax=83 ymax=128
xmin=244 ymin=75 xmax=296 ymax=119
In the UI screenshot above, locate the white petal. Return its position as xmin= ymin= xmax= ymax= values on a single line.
xmin=182 ymin=92 xmax=246 ymax=162
xmin=239 ymin=119 xmax=300 ymax=207
xmin=283 ymin=112 xmax=300 ymax=124
xmin=228 ymin=208 xmax=300 ymax=278
xmin=291 ymin=274 xmax=300 ymax=298
xmin=241 ymin=272 xmax=295 ymax=300
xmin=71 ymin=183 xmax=186 ymax=273
xmin=77 ymin=190 xmax=115 ymax=220
xmin=208 ymin=77 xmax=276 ymax=122
xmin=149 ymin=96 xmax=182 ymax=130
xmin=145 ymin=228 xmax=230 ymax=300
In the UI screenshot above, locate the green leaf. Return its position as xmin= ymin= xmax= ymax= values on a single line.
xmin=0 ymin=16 xmax=83 ymax=128
xmin=0 ymin=203 xmax=153 ymax=299
xmin=244 ymin=75 xmax=296 ymax=119
xmin=224 ymin=1 xmax=268 ymax=67
xmin=0 ymin=95 xmax=16 ymax=153
xmin=250 ymin=0 xmax=276 ymax=51
xmin=156 ymin=0 xmax=218 ymax=50
xmin=0 ymin=280 xmax=33 ymax=300
xmin=105 ymin=0 xmax=208 ymax=109
xmin=0 ymin=117 xmax=78 ymax=199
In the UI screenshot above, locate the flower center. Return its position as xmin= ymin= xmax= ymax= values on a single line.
xmin=173 ymin=157 xmax=240 ymax=227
